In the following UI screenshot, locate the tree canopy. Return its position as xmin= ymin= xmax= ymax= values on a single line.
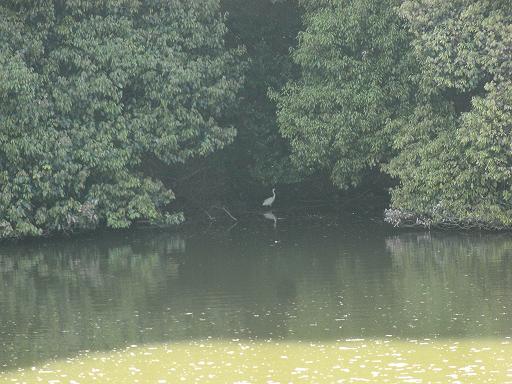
xmin=274 ymin=0 xmax=417 ymax=189
xmin=386 ymin=0 xmax=512 ymax=229
xmin=1 ymin=0 xmax=511 ymax=238
xmin=274 ymin=0 xmax=512 ymax=229
xmin=0 ymin=0 xmax=243 ymax=238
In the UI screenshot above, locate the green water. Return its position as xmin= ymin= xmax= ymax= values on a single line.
xmin=1 ymin=214 xmax=512 ymax=382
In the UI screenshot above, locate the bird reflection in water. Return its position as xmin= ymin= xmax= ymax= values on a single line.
xmin=263 ymin=211 xmax=278 ymax=228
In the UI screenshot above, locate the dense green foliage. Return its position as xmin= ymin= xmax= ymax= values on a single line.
xmin=386 ymin=0 xmax=512 ymax=228
xmin=0 ymin=0 xmax=243 ymax=238
xmin=1 ymin=0 xmax=511 ymax=237
xmin=274 ymin=0 xmax=512 ymax=228
xmin=274 ymin=0 xmax=416 ymax=188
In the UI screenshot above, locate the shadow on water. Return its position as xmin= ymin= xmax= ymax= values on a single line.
xmin=1 ymin=213 xmax=512 ymax=369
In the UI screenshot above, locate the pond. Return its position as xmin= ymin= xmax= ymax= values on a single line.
xmin=1 ymin=212 xmax=512 ymax=383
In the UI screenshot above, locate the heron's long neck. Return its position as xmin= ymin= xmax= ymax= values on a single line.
xmin=272 ymin=189 xmax=275 ymax=197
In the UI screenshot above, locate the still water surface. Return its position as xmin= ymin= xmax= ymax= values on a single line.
xmin=1 ymin=213 xmax=512 ymax=382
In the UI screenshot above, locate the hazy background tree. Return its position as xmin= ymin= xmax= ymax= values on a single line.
xmin=221 ymin=0 xmax=302 ymax=190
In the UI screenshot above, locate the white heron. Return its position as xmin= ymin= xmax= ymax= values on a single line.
xmin=262 ymin=188 xmax=276 ymax=207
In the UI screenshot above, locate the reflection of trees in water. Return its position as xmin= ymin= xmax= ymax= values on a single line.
xmin=0 ymin=232 xmax=186 ymax=369
xmin=0 ymin=222 xmax=393 ymax=367
xmin=385 ymin=232 xmax=512 ymax=338
xmin=386 ymin=232 xmax=512 ymax=266
xmin=2 ymin=227 xmax=512 ymax=369
xmin=385 ymin=232 xmax=512 ymax=292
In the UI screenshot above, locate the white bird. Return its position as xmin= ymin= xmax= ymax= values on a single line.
xmin=262 ymin=188 xmax=276 ymax=207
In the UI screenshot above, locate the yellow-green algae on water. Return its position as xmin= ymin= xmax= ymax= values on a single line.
xmin=2 ymin=339 xmax=512 ymax=384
